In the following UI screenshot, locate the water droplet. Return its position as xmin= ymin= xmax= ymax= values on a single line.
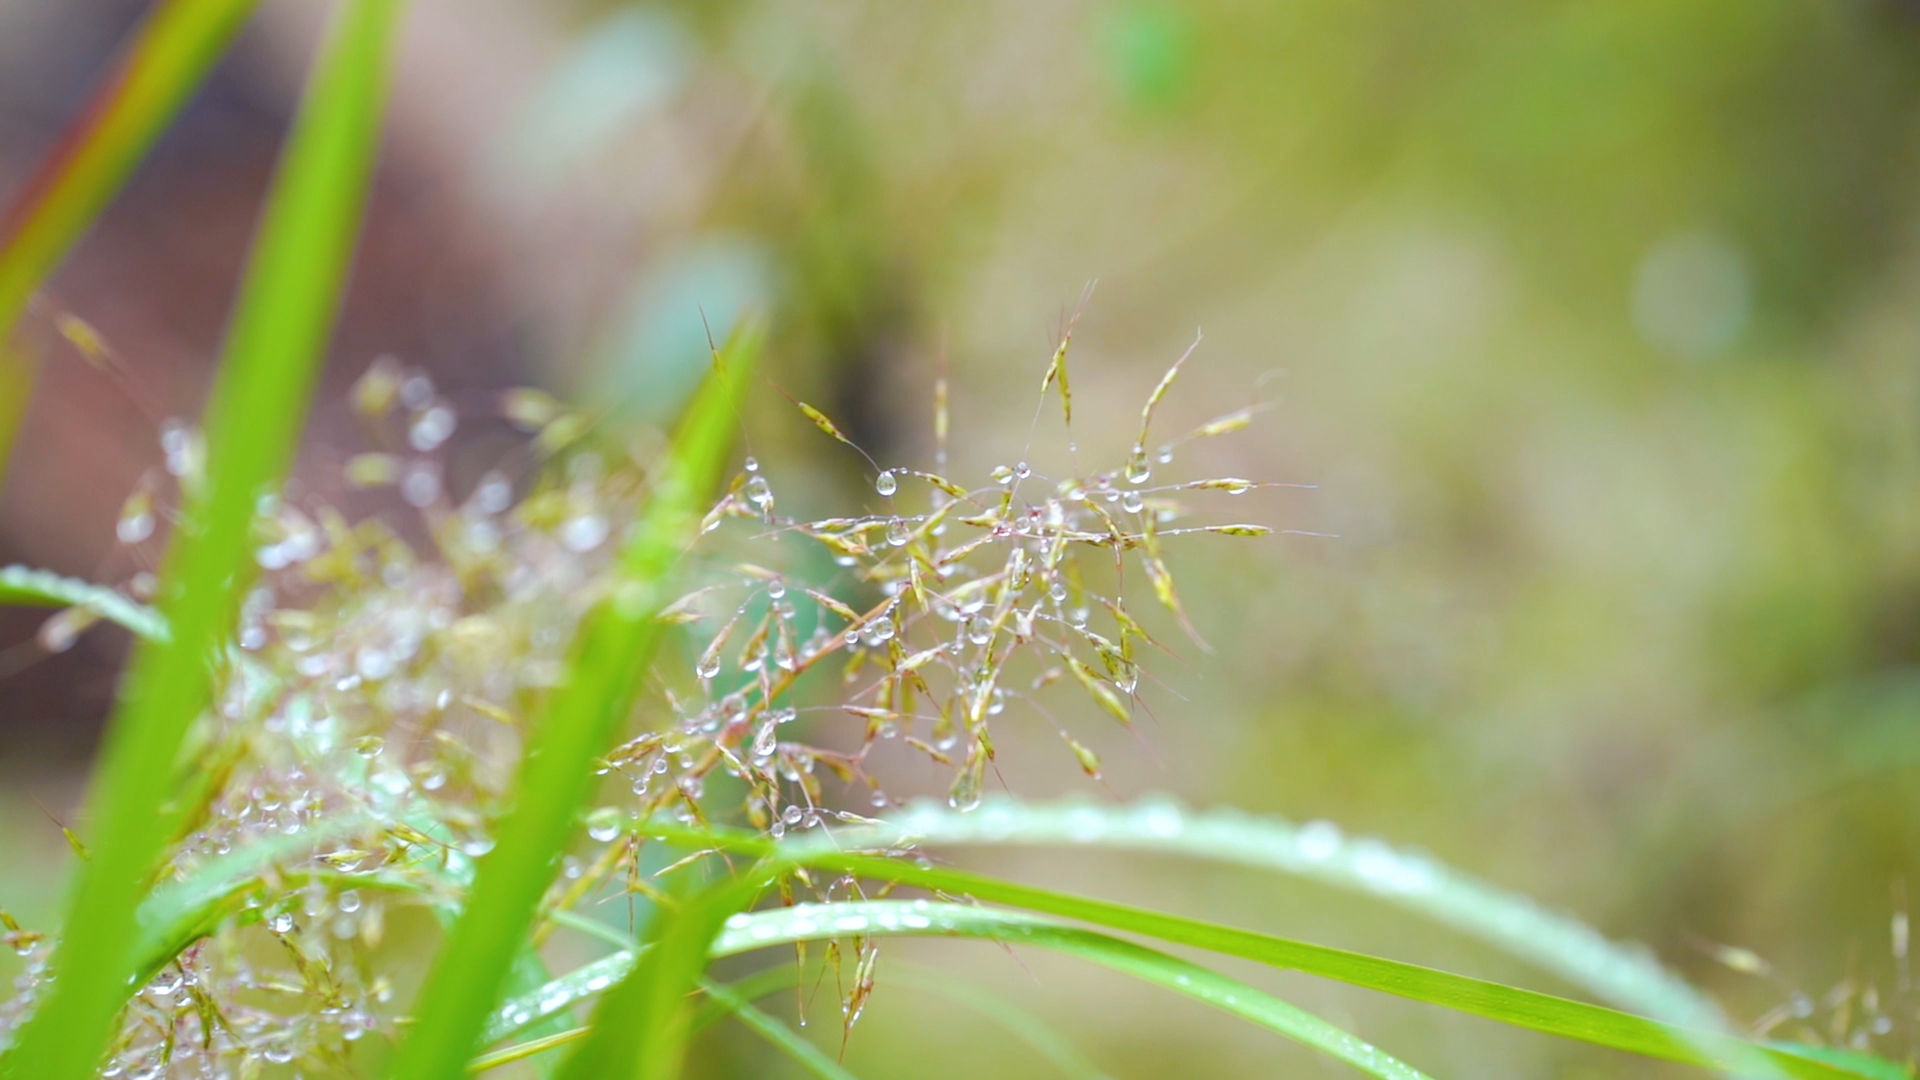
xmin=991 ymin=465 xmax=1015 ymax=485
xmin=744 ymin=475 xmax=773 ymax=510
xmin=886 ymin=517 xmax=912 ymax=547
xmin=337 ymin=889 xmax=362 ymax=914
xmin=562 ymin=514 xmax=610 ymax=551
xmin=409 ymin=404 xmax=457 ymax=451
xmin=355 ymin=647 xmax=397 ymax=681
xmin=1156 ymin=445 xmax=1174 ymax=465
xmin=696 ymin=656 xmax=721 ymax=680
xmin=586 ymin=807 xmax=623 ymax=843
xmin=116 ymin=493 xmax=154 ymax=545
xmin=875 ymin=470 xmax=897 ymax=497
xmin=766 ymin=576 xmax=787 ymax=599
xmin=744 ymin=455 xmax=760 ymax=473
xmin=1014 ymin=461 xmax=1031 ymax=479
xmin=352 ymin=735 xmax=384 ymax=758
xmin=159 ymin=420 xmax=201 ymax=478
xmin=948 ymin=770 xmax=982 ymax=813
xmin=37 ymin=609 xmax=93 ymax=653
xmin=1124 ymin=447 xmax=1151 ymax=485
xmin=401 ymin=461 xmax=441 ymax=507
xmin=473 ymin=471 xmax=513 ymax=514
xmin=1121 ymin=490 xmax=1144 ymax=513
xmin=268 ymin=911 xmax=296 ymax=934
xmin=398 ymin=373 xmax=435 ymax=410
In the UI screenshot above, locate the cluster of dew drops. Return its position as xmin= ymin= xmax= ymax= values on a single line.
xmin=0 ymin=333 xmax=1288 ymax=1077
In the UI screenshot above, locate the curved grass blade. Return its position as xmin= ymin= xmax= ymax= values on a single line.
xmin=0 ymin=564 xmax=167 ymax=640
xmin=498 ymin=901 xmax=1433 ymax=1080
xmin=473 ymin=969 xmax=846 ymax=1076
xmin=885 ymin=963 xmax=1113 ymax=1080
xmin=1764 ymin=1044 xmax=1911 ymax=1080
xmin=0 ymin=0 xmax=265 ymax=478
xmin=130 ymin=807 xmax=387 ymax=983
xmin=553 ymin=869 xmax=771 ymax=1080
xmin=389 ymin=325 xmax=762 ymax=1080
xmin=624 ymin=818 xmax=1879 ymax=1080
xmin=791 ymin=797 xmax=1747 ymax=1049
xmin=701 ymin=978 xmax=862 ymax=1080
xmin=0 ymin=3 xmax=402 ymax=1075
xmin=471 ymin=1028 xmax=590 ymax=1074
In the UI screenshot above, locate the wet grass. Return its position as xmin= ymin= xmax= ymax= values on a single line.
xmin=0 ymin=3 xmax=1910 ymax=1080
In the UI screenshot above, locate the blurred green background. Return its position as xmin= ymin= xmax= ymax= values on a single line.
xmin=7 ymin=0 xmax=1920 ymax=1074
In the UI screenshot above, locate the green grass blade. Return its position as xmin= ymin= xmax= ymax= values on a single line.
xmin=0 ymin=1 xmax=401 ymax=1075
xmin=130 ymin=807 xmax=386 ymax=982
xmin=624 ymin=819 xmax=1879 ymax=1080
xmin=800 ymin=797 xmax=1731 ymax=1035
xmin=796 ymin=796 xmax=1789 ymax=1077
xmin=553 ymin=871 xmax=769 ymax=1080
xmin=0 ymin=564 xmax=167 ymax=639
xmin=471 ymin=972 xmax=836 ymax=1077
xmin=885 ymin=963 xmax=1114 ymax=1080
xmin=700 ymin=978 xmax=863 ymax=1080
xmin=471 ymin=1028 xmax=591 ymax=1074
xmin=515 ymin=901 xmax=1434 ymax=1080
xmin=389 ymin=326 xmax=762 ymax=1080
xmin=0 ymin=0 xmax=264 ymax=477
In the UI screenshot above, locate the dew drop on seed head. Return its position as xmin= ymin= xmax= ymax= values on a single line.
xmin=1124 ymin=447 xmax=1152 ymax=485
xmin=766 ymin=577 xmax=786 ymax=599
xmin=744 ymin=455 xmax=759 ymax=473
xmin=1014 ymin=461 xmax=1031 ymax=479
xmin=1122 ymin=490 xmax=1144 ymax=513
xmin=874 ymin=470 xmax=897 ymax=497
xmin=886 ymin=517 xmax=911 ymax=547
xmin=1157 ymin=444 xmax=1173 ymax=465
xmin=991 ymin=465 xmax=1014 ymax=485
